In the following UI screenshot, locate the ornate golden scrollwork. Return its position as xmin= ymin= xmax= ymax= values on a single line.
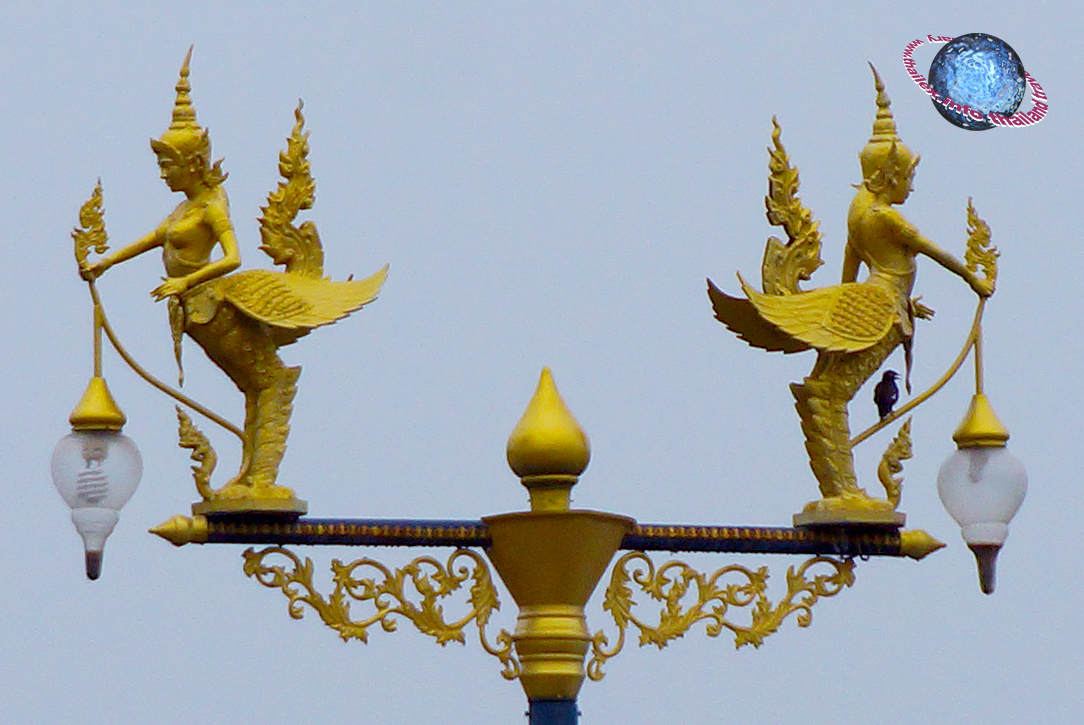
xmin=588 ymin=552 xmax=855 ymax=679
xmin=242 ymin=546 xmax=518 ymax=679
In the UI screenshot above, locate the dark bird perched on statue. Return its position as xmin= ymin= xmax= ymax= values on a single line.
xmin=874 ymin=370 xmax=900 ymax=420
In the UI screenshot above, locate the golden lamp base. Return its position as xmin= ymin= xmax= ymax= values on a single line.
xmin=484 ymin=510 xmax=635 ymax=701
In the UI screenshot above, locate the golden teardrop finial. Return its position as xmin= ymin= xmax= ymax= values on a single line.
xmin=507 ymin=368 xmax=590 ymax=511
xmin=169 ymin=46 xmax=199 ymax=133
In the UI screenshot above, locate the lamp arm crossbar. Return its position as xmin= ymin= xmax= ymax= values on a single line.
xmin=851 ymin=298 xmax=986 ymax=447
xmin=86 ymin=280 xmax=244 ymax=441
xmin=151 ymin=514 xmax=938 ymax=559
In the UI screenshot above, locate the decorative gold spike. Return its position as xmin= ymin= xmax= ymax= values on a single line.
xmin=860 ymin=63 xmax=916 ymax=183
xmin=168 ymin=46 xmax=198 ymax=133
xmin=867 ymin=63 xmax=900 ymax=145
xmin=898 ymin=529 xmax=946 ymax=560
xmin=150 ymin=46 xmax=213 ymax=168
xmin=149 ymin=514 xmax=209 ymax=546
xmin=507 ymin=368 xmax=590 ymax=512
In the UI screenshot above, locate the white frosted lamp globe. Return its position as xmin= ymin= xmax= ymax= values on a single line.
xmin=51 ymin=430 xmax=142 ymax=579
xmin=937 ymin=445 xmax=1026 ymax=594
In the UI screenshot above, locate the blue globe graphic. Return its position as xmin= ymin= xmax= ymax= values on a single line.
xmin=928 ymin=33 xmax=1026 ymax=130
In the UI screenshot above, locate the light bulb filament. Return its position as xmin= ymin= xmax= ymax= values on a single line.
xmin=77 ymin=463 xmax=109 ymax=505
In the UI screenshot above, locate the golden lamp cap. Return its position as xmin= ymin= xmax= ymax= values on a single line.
xmin=507 ymin=368 xmax=590 ymax=478
xmin=952 ymin=393 xmax=1009 ymax=448
xmin=69 ymin=376 xmax=127 ymax=431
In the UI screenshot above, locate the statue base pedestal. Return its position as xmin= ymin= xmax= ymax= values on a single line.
xmin=192 ymin=497 xmax=308 ymax=517
xmin=793 ymin=495 xmax=904 ymax=528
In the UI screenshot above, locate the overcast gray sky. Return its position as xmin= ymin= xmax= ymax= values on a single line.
xmin=3 ymin=2 xmax=1080 ymax=723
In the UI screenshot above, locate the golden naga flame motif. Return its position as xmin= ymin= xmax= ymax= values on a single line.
xmin=708 ymin=66 xmax=997 ymax=526
xmin=73 ymin=182 xmax=108 ymax=268
xmin=877 ymin=417 xmax=912 ymax=508
xmin=73 ymin=49 xmax=387 ymax=514
xmin=242 ymin=546 xmax=518 ymax=679
xmin=587 ymin=553 xmax=855 ymax=679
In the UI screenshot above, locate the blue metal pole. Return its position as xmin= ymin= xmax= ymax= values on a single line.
xmin=528 ymin=699 xmax=578 ymax=725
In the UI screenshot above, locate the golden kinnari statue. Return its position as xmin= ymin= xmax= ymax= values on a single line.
xmin=709 ymin=66 xmax=997 ymax=526
xmin=75 ymin=48 xmax=387 ymax=515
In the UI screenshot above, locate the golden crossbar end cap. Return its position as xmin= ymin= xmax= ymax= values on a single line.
xmin=150 ymin=514 xmax=208 ymax=546
xmin=899 ymin=529 xmax=946 ymax=560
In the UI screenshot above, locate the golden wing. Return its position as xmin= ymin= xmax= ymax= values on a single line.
xmin=221 ymin=265 xmax=388 ymax=345
xmin=738 ymin=274 xmax=894 ymax=353
xmin=708 ymin=278 xmax=811 ymax=353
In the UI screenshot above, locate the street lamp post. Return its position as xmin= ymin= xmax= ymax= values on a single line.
xmin=149 ymin=367 xmax=940 ymax=725
xmin=54 ymin=54 xmax=1026 ymax=724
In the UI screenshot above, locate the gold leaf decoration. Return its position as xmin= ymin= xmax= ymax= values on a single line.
xmin=588 ymin=553 xmax=854 ymax=679
xmin=176 ymin=407 xmax=217 ymax=501
xmin=243 ymin=547 xmax=518 ymax=679
xmin=761 ymin=118 xmax=824 ymax=295
xmin=258 ymin=102 xmax=324 ymax=278
xmin=965 ymin=198 xmax=998 ymax=294
xmin=72 ymin=180 xmax=109 ymax=267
